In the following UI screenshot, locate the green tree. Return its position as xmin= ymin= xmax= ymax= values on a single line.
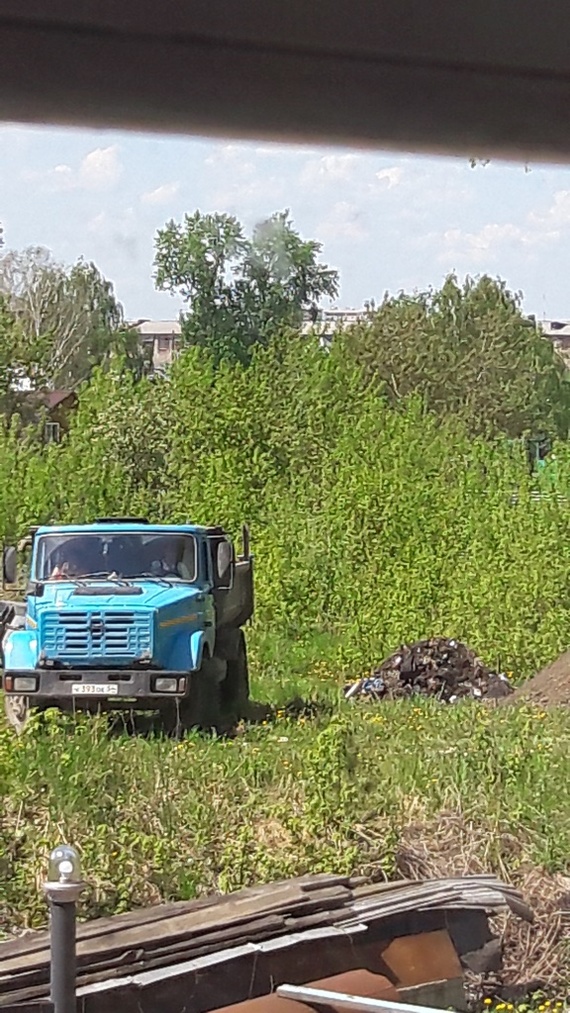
xmin=0 ymin=296 xmax=29 ymax=419
xmin=0 ymin=247 xmax=145 ymax=390
xmin=342 ymin=273 xmax=570 ymax=439
xmin=154 ymin=210 xmax=339 ymax=366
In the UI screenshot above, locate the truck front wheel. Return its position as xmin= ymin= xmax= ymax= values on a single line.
xmin=164 ymin=655 xmax=224 ymax=736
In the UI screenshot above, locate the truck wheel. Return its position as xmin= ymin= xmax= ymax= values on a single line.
xmin=222 ymin=631 xmax=250 ymax=722
xmin=170 ymin=657 xmax=223 ymax=735
xmin=190 ymin=669 xmax=222 ymax=730
xmin=4 ymin=695 xmax=30 ymax=734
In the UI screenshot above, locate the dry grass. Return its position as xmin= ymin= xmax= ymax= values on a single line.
xmin=1 ymin=697 xmax=570 ymax=992
xmin=394 ymin=811 xmax=570 ymax=989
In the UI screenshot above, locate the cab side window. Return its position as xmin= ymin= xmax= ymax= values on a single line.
xmin=201 ymin=540 xmax=210 ymax=583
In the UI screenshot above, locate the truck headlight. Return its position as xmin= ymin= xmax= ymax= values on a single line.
xmin=13 ymin=676 xmax=38 ymax=693
xmin=153 ymin=677 xmax=178 ymax=693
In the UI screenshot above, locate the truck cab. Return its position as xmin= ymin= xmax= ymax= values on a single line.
xmin=1 ymin=518 xmax=253 ymax=733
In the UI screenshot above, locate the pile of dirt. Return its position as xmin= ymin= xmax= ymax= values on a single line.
xmin=345 ymin=637 xmax=513 ymax=703
xmin=505 ymin=648 xmax=570 ymax=708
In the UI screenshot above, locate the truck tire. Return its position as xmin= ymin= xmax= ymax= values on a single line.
xmin=4 ymin=694 xmax=30 ymax=735
xmin=222 ymin=630 xmax=250 ymax=722
xmin=167 ymin=655 xmax=224 ymax=735
xmin=188 ymin=667 xmax=222 ymax=731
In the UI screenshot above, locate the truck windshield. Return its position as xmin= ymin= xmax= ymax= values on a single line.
xmin=34 ymin=532 xmax=197 ymax=582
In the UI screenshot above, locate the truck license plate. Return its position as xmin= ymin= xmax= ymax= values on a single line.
xmin=71 ymin=683 xmax=119 ymax=696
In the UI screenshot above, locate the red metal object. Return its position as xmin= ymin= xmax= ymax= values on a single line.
xmin=307 ymin=971 xmax=400 ymax=1008
xmin=379 ymin=931 xmax=463 ymax=987
xmin=213 ymin=997 xmax=313 ymax=1013
xmin=212 ymin=970 xmax=400 ymax=1013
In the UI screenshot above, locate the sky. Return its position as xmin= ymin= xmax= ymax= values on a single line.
xmin=1 ymin=120 xmax=570 ymax=322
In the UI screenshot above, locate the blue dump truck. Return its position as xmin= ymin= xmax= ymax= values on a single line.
xmin=0 ymin=518 xmax=254 ymax=734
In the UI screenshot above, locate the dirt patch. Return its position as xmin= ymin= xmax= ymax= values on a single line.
xmin=506 ymin=649 xmax=570 ymax=708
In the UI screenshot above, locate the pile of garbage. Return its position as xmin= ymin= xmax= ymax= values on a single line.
xmin=345 ymin=637 xmax=514 ymax=704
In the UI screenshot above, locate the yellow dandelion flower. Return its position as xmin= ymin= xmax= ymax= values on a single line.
xmin=484 ymin=1000 xmax=493 ymax=1007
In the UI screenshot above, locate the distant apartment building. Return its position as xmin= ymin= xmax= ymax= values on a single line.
xmin=132 ymin=319 xmax=182 ymax=373
xmin=537 ymin=318 xmax=570 ymax=367
xmin=131 ymin=312 xmax=570 ymax=368
xmin=131 ymin=311 xmax=368 ymax=365
xmin=301 ymin=307 xmax=370 ymax=348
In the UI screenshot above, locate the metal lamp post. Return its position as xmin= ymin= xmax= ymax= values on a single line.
xmin=42 ymin=845 xmax=85 ymax=1013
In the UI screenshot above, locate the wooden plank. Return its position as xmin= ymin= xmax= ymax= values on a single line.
xmin=0 ymin=871 xmax=401 ymax=971
xmin=0 ymin=913 xmax=348 ymax=1005
xmin=0 ymin=882 xmax=346 ymax=973
xmin=0 ymin=874 xmax=349 ymax=963
xmin=0 ymin=890 xmax=350 ymax=987
xmin=0 ymin=915 xmax=285 ymax=992
xmin=0 ymin=890 xmax=350 ymax=989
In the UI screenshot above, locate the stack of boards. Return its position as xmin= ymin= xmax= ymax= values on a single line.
xmin=0 ymin=873 xmax=532 ymax=1008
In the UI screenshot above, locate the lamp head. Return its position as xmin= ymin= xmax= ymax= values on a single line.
xmin=48 ymin=845 xmax=81 ymax=884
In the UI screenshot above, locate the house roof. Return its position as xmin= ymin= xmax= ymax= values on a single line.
xmin=542 ymin=320 xmax=570 ymax=338
xmin=29 ymin=389 xmax=76 ymax=409
xmin=133 ymin=320 xmax=182 ymax=336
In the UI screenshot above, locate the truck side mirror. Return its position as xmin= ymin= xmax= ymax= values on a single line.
xmin=215 ymin=540 xmax=234 ymax=589
xmin=3 ymin=546 xmax=17 ymax=585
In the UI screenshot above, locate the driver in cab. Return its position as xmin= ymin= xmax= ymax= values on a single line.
xmin=50 ymin=549 xmax=86 ymax=580
xmin=150 ymin=539 xmax=191 ymax=580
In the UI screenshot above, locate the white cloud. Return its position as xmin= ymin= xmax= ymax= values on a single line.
xmin=254 ymin=143 xmax=318 ymax=158
xmin=419 ymin=186 xmax=570 ymax=266
xmin=79 ymin=146 xmax=122 ymax=189
xmin=204 ymin=144 xmax=255 ymax=174
xmin=430 ymin=223 xmax=527 ymax=264
xmin=22 ymin=145 xmax=122 ymax=192
xmin=141 ymin=181 xmax=180 ymax=205
xmin=204 ymin=146 xmax=285 ymax=209
xmin=22 ymin=163 xmax=73 ymax=191
xmin=528 ymin=189 xmax=570 ymax=230
xmin=317 ymin=201 xmax=368 ymax=241
xmin=301 ymin=153 xmax=360 ymax=188
xmin=375 ymin=167 xmax=403 ymax=189
xmin=203 ymin=145 xmax=266 ymax=207
xmin=51 ymin=164 xmax=74 ymax=186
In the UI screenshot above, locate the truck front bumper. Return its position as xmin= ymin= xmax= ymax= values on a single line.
xmin=3 ymin=670 xmax=190 ymax=701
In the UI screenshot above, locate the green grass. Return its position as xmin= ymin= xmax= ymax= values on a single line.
xmin=1 ymin=641 xmax=569 ymax=939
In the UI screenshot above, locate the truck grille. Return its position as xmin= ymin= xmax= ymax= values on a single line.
xmin=41 ymin=610 xmax=153 ymax=663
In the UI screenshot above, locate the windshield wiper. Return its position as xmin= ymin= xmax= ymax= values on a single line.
xmin=133 ymin=572 xmax=174 ymax=586
xmin=75 ymin=572 xmax=132 ymax=586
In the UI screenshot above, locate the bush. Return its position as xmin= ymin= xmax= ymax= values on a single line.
xmin=3 ymin=333 xmax=570 ymax=679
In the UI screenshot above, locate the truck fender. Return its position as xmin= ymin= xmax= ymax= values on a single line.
xmin=3 ymin=629 xmax=39 ymax=672
xmin=189 ymin=630 xmax=208 ymax=672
